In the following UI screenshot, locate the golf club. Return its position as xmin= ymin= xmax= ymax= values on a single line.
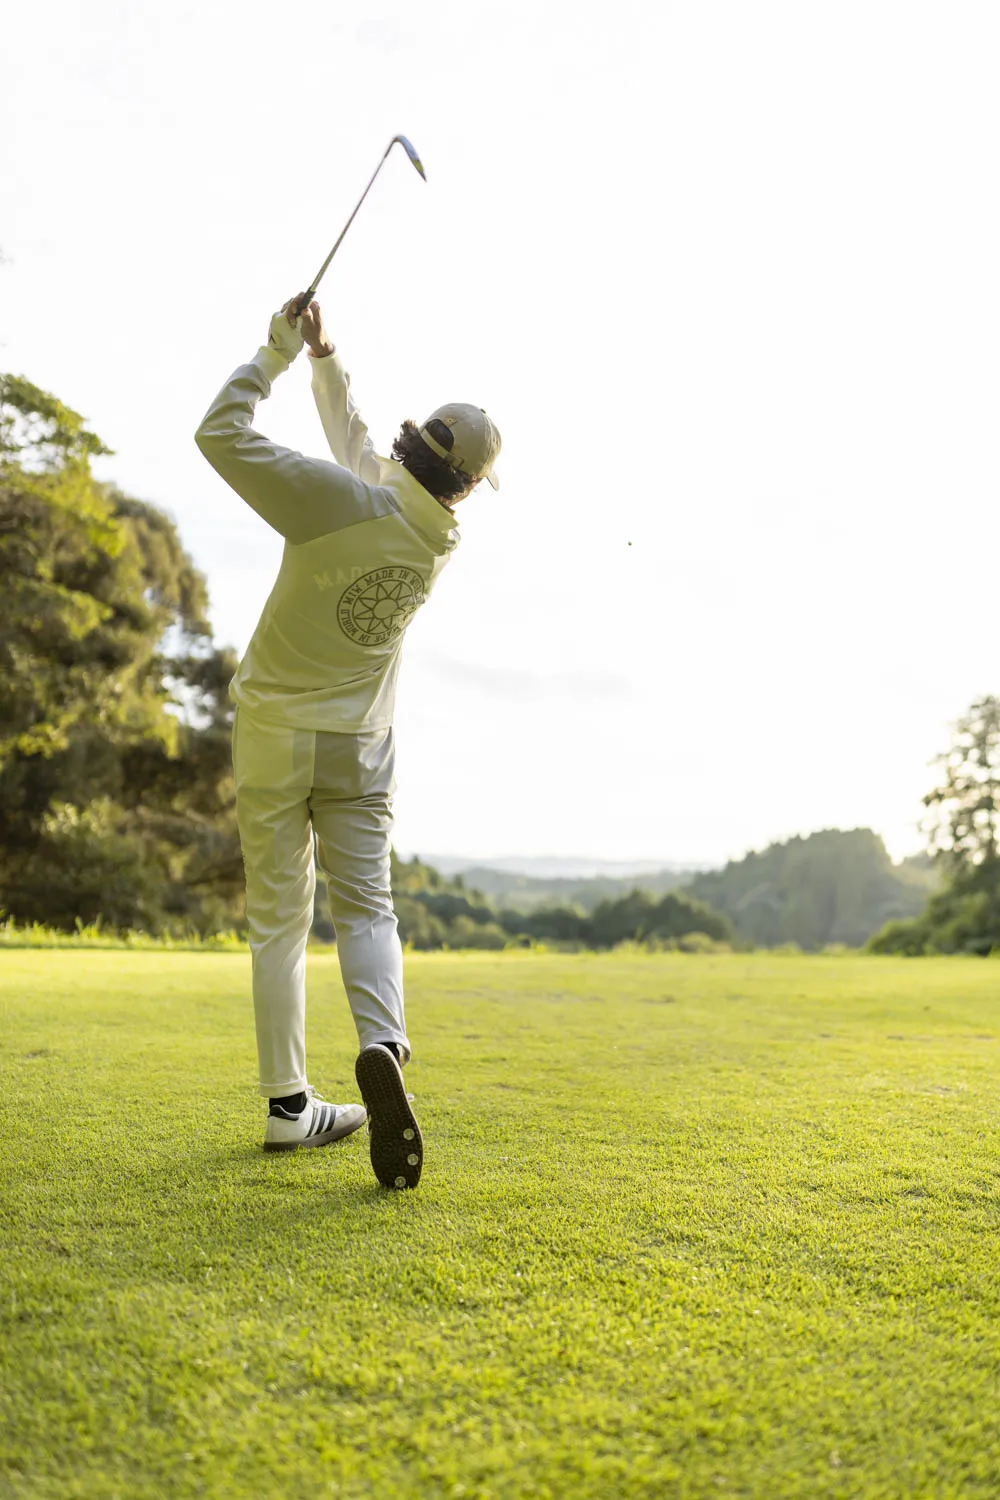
xmin=294 ymin=135 xmax=426 ymax=316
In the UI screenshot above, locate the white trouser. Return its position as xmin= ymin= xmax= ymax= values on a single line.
xmin=232 ymin=708 xmax=409 ymax=1097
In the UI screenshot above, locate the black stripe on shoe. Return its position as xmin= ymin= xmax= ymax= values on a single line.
xmin=355 ymin=1044 xmax=423 ymax=1190
xmin=265 ymin=1099 xmax=365 ymax=1153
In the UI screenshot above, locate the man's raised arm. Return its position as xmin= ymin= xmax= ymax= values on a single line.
xmin=299 ymin=301 xmax=382 ymax=483
xmin=194 ymin=303 xmax=385 ymax=545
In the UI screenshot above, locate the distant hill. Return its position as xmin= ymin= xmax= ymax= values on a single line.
xmin=452 ymin=865 xmax=697 ymax=913
xmin=421 ymin=854 xmax=705 ymax=880
xmin=411 ymin=856 xmax=705 ymax=913
xmin=686 ymin=829 xmax=937 ymax=950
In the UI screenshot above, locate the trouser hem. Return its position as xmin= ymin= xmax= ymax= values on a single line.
xmin=259 ymin=1078 xmax=310 ymax=1099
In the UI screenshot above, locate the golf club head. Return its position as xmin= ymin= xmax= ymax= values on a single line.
xmin=392 ymin=134 xmax=427 ymax=180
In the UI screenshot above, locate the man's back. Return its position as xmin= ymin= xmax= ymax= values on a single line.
xmin=233 ymin=459 xmax=457 ymax=731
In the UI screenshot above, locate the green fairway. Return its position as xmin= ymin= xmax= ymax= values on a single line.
xmin=2 ymin=951 xmax=999 ymax=1498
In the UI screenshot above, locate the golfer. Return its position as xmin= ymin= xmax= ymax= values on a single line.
xmin=195 ymin=300 xmax=501 ymax=1188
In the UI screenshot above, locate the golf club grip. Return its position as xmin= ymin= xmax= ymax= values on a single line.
xmin=294 ymin=288 xmax=315 ymax=317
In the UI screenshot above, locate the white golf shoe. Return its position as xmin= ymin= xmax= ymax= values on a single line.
xmin=263 ymin=1087 xmax=366 ymax=1153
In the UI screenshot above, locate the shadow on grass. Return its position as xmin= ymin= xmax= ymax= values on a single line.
xmin=45 ymin=1136 xmax=421 ymax=1266
xmin=149 ymin=1140 xmax=393 ymax=1210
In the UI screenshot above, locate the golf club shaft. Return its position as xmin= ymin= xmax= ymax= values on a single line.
xmin=294 ymin=142 xmax=398 ymax=316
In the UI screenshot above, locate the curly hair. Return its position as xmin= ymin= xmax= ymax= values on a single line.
xmin=390 ymin=420 xmax=473 ymax=503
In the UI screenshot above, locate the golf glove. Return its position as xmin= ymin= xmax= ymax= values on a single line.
xmin=267 ymin=310 xmax=304 ymax=364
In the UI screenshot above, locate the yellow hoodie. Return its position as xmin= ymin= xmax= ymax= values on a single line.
xmin=195 ymin=342 xmax=459 ymax=733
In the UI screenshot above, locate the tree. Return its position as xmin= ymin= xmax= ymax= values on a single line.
xmin=922 ymin=696 xmax=1000 ymax=875
xmin=0 ymin=375 xmax=243 ymax=932
xmin=643 ymin=889 xmax=732 ymax=945
xmin=868 ymin=697 xmax=1000 ymax=955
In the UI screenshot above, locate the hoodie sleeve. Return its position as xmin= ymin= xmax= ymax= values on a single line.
xmin=309 ymin=348 xmax=382 ymax=482
xmin=195 ymin=347 xmax=392 ymax=544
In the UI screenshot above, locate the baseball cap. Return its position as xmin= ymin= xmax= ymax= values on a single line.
xmin=418 ymin=403 xmax=502 ymax=490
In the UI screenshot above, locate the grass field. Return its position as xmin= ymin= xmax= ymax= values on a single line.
xmin=2 ymin=950 xmax=1000 ymax=1498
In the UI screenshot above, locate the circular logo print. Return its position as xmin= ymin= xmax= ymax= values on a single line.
xmin=338 ymin=566 xmax=426 ymax=646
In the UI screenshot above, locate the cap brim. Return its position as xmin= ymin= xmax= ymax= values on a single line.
xmin=485 ymin=469 xmax=500 ymax=491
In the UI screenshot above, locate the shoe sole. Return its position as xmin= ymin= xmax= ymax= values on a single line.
xmin=263 ymin=1112 xmax=366 ymax=1153
xmin=355 ymin=1045 xmax=423 ymax=1190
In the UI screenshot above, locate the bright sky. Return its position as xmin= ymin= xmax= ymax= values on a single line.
xmin=3 ymin=0 xmax=998 ymax=866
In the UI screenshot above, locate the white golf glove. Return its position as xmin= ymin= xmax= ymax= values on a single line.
xmin=266 ymin=309 xmax=304 ymax=364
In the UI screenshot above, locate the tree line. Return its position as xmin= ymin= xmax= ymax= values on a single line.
xmin=386 ymin=854 xmax=731 ymax=951
xmin=0 ymin=375 xmax=243 ymax=934
xmin=380 ymin=830 xmax=939 ymax=953
xmin=1 ymin=373 xmax=997 ymax=955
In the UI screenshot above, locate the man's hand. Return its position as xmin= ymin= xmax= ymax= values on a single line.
xmin=283 ymin=297 xmax=333 ymax=360
xmin=268 ymin=305 xmax=305 ymax=363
